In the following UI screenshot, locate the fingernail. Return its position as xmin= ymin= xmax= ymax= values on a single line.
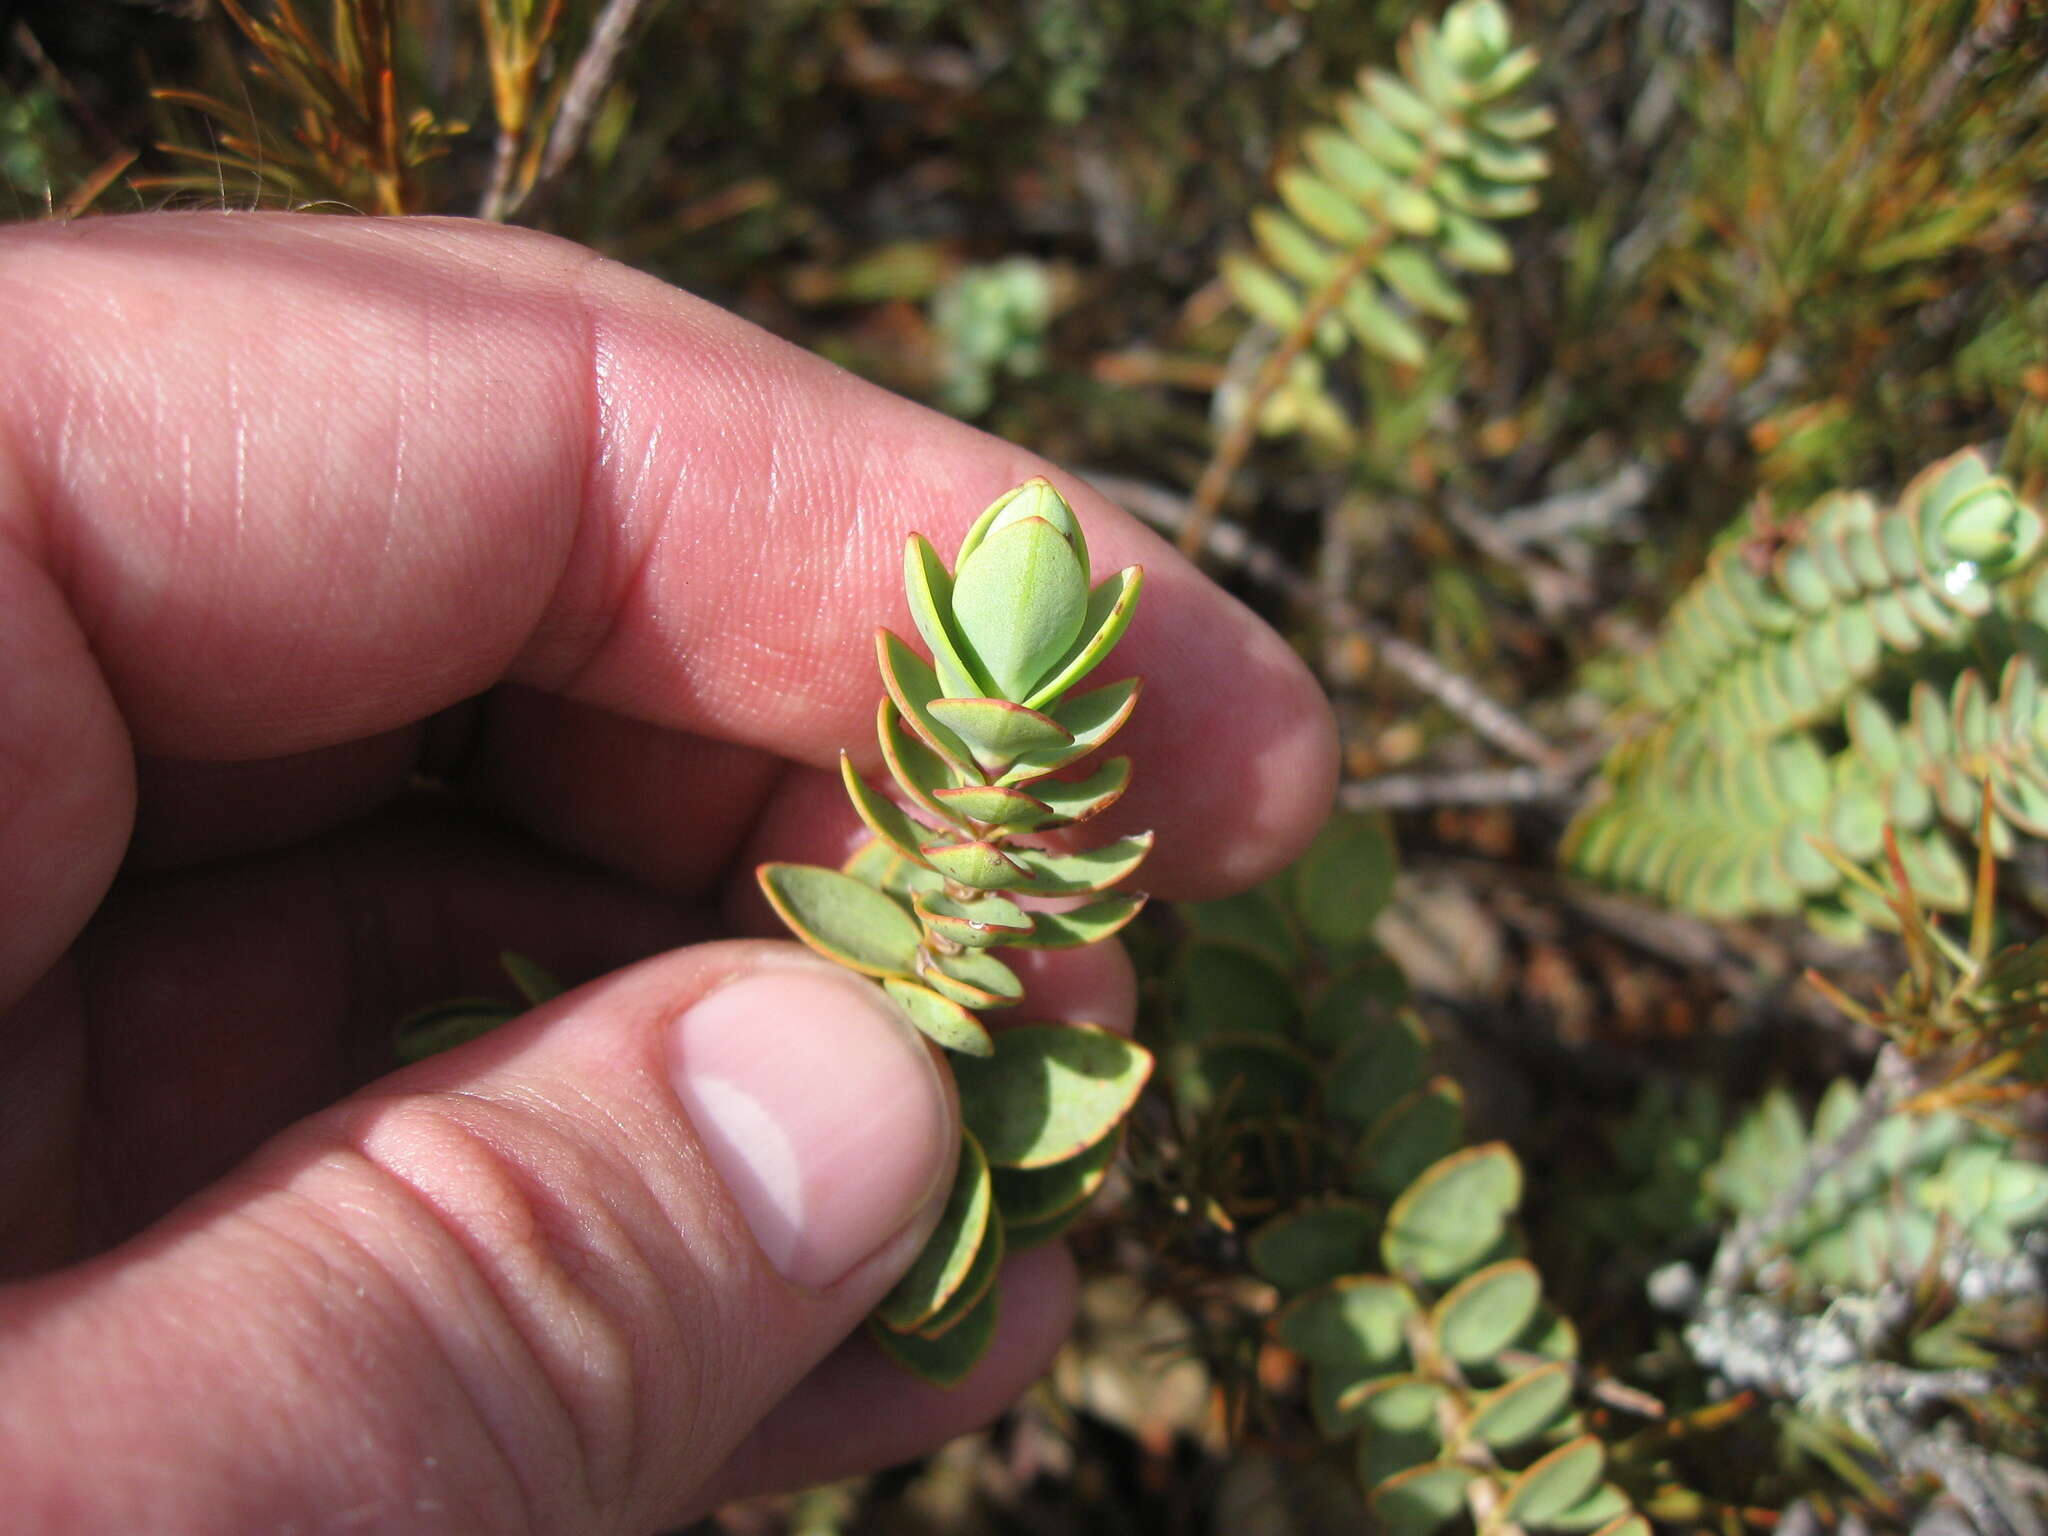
xmin=667 ymin=967 xmax=954 ymax=1289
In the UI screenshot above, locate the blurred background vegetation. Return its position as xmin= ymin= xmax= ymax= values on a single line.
xmin=6 ymin=1 xmax=2046 ymax=1532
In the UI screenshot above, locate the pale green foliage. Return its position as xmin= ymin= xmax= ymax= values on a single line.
xmin=1220 ymin=0 xmax=1550 ymax=439
xmin=1169 ymin=817 xmax=1646 ymax=1532
xmin=758 ymin=478 xmax=1154 ymax=1385
xmin=1565 ymin=449 xmax=2048 ymax=935
xmin=930 ymin=258 xmax=1054 ymax=418
xmin=1713 ymin=1081 xmax=2048 ymax=1293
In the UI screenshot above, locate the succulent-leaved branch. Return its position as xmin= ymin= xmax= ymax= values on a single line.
xmin=756 ymin=478 xmax=1155 ymax=1384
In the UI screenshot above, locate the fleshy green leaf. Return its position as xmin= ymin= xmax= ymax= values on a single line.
xmin=912 ymin=889 xmax=1033 ymax=949
xmin=918 ymin=947 xmax=1023 ymax=1009
xmin=1369 ymin=1462 xmax=1480 ymax=1535
xmin=954 ymin=1022 xmax=1153 ymax=1168
xmin=1305 ymin=957 xmax=1410 ymax=1049
xmin=758 ymin=863 xmax=921 ymax=977
xmin=883 ymin=978 xmax=994 ymax=1056
xmin=927 ymin=696 xmax=1073 ymax=774
xmin=1223 ymin=251 xmax=1305 ymax=331
xmin=877 ymin=629 xmax=980 ymax=778
xmin=1172 ymin=941 xmax=1299 ymax=1042
xmin=1542 ymin=1484 xmax=1632 ymax=1533
xmin=932 ymin=782 xmax=1057 ymax=831
xmin=1499 ymin=1437 xmax=1605 ymax=1526
xmin=875 ymin=1131 xmax=994 ymax=1332
xmin=870 ymin=1284 xmax=997 ymax=1387
xmin=1024 ymin=567 xmax=1145 ymax=712
xmin=1179 ymin=888 xmax=1301 ymax=972
xmin=1027 ymin=756 xmax=1132 ymax=825
xmin=877 ymin=700 xmax=964 ymax=827
xmin=1352 ymin=1077 xmax=1467 ymax=1199
xmin=1429 ymin=1258 xmax=1542 ymax=1363
xmin=915 ymin=1206 xmax=1005 ymax=1340
xmin=992 ymin=1127 xmax=1124 ymax=1225
xmin=951 ymin=516 xmax=1090 ymax=701
xmin=904 ymin=532 xmax=989 ymax=699
xmin=1467 ymin=1361 xmax=1574 ymax=1447
xmin=1010 ymin=894 xmax=1149 ymax=948
xmin=1248 ymin=1198 xmax=1379 ymax=1294
xmin=1274 ymin=1274 xmax=1418 ymax=1371
xmin=1295 ymin=813 xmax=1399 ymax=947
xmin=841 ymin=754 xmax=939 ymax=867
xmin=1000 ymin=678 xmax=1141 ymax=784
xmin=1344 ymin=1373 xmax=1450 ymax=1436
xmin=921 ymin=838 xmax=1034 ymax=891
xmin=1381 ymin=1142 xmax=1523 ymax=1281
xmin=1007 ymin=832 xmax=1154 ymax=895
xmin=955 ymin=477 xmax=1087 ymax=573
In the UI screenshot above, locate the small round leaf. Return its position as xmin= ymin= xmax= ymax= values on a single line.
xmin=1381 ymin=1143 xmax=1523 ymax=1282
xmin=1466 ymin=1361 xmax=1574 ymax=1448
xmin=1430 ymin=1258 xmax=1542 ymax=1363
xmin=1370 ymin=1462 xmax=1480 ymax=1535
xmin=1248 ymin=1198 xmax=1379 ymax=1295
xmin=1499 ymin=1436 xmax=1606 ymax=1527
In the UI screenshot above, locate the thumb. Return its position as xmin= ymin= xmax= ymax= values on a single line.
xmin=0 ymin=941 xmax=958 ymax=1534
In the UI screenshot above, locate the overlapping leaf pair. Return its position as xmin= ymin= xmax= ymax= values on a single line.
xmin=757 ymin=478 xmax=1154 ymax=1384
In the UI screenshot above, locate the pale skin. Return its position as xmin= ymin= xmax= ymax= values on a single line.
xmin=0 ymin=214 xmax=1337 ymax=1533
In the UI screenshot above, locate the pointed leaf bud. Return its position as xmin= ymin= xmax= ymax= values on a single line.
xmin=951 ymin=514 xmax=1090 ymax=701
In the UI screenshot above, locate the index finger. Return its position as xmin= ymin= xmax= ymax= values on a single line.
xmin=0 ymin=213 xmax=1336 ymax=1000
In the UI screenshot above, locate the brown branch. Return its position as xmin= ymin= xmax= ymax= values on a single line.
xmin=510 ymin=0 xmax=658 ymax=221
xmin=1706 ymin=1045 xmax=1914 ymax=1295
xmin=1342 ymin=766 xmax=1579 ymax=810
xmin=1085 ymin=469 xmax=1572 ymax=775
xmin=1177 ymin=222 xmax=1398 ymax=560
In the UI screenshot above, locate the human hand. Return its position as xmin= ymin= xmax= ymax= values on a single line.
xmin=0 ymin=214 xmax=1336 ymax=1533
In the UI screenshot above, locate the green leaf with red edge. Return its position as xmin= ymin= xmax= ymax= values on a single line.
xmin=1370 ymin=1463 xmax=1481 ymax=1535
xmin=1028 ymin=756 xmax=1131 ymax=825
xmin=1008 ymin=833 xmax=1154 ymax=895
xmin=883 ymin=978 xmax=994 ymax=1056
xmin=1009 ymin=893 xmax=1148 ymax=949
xmin=933 ymin=783 xmax=1057 ymax=832
xmin=1022 ymin=566 xmax=1145 ymax=711
xmin=1499 ymin=1437 xmax=1606 ymax=1527
xmin=904 ymin=532 xmax=990 ymax=700
xmin=927 ymin=697 xmax=1073 ymax=775
xmin=916 ymin=1206 xmax=1005 ymax=1340
xmin=991 ymin=1126 xmax=1124 ymax=1225
xmin=877 ymin=629 xmax=980 ymax=779
xmin=954 ymin=1022 xmax=1153 ymax=1168
xmin=875 ymin=1130 xmax=994 ymax=1332
xmin=869 ymin=1282 xmax=998 ymax=1387
xmin=877 ymin=699 xmax=965 ymax=828
xmin=918 ymin=947 xmax=1023 ymax=1009
xmin=758 ymin=863 xmax=920 ymax=978
xmin=921 ymin=838 xmax=1035 ymax=891
xmin=840 ymin=753 xmax=938 ymax=868
xmin=912 ymin=889 xmax=1033 ymax=948
xmin=999 ymin=678 xmax=1141 ymax=785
